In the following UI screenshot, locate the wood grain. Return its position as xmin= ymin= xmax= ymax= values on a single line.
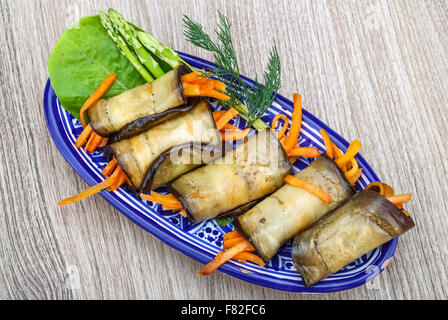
xmin=0 ymin=0 xmax=447 ymax=299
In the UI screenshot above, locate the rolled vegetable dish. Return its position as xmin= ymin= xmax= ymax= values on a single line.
xmin=50 ymin=9 xmax=415 ymax=287
xmin=291 ymin=189 xmax=415 ymax=286
xmin=233 ymin=154 xmax=355 ymax=262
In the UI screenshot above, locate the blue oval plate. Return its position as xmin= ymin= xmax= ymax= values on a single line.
xmin=44 ymin=52 xmax=397 ymax=293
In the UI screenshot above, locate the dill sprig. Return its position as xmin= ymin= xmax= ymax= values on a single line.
xmin=183 ymin=12 xmax=281 ymax=128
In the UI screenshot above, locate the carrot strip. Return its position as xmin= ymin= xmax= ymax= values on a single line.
xmin=320 ymin=129 xmax=334 ymax=159
xmin=183 ymin=85 xmax=201 ymax=96
xmin=215 ymin=108 xmax=240 ymax=130
xmin=85 ymin=132 xmax=105 ymax=153
xmin=58 ymin=166 xmax=121 ymax=206
xmin=283 ymin=93 xmax=302 ymax=153
xmin=382 ymin=183 xmax=395 ymax=198
xmin=365 ymin=181 xmax=384 ymax=195
xmin=181 ymin=71 xmax=208 ymax=84
xmin=223 ymin=230 xmax=242 ymax=240
xmin=223 ymin=237 xmax=246 ymax=249
xmin=220 ymin=128 xmax=250 ymax=141
xmin=344 ymin=159 xmax=359 ymax=179
xmin=364 ymin=181 xmax=394 ymax=197
xmin=386 ymin=194 xmax=412 ymax=206
xmin=211 ymin=80 xmax=226 ymax=92
xmin=212 ymin=110 xmax=227 ymax=122
xmin=199 ymin=89 xmax=230 ymax=101
xmin=198 ymin=240 xmax=255 ymax=275
xmin=75 ymin=124 xmax=93 ymax=148
xmin=332 ymin=142 xmax=343 ymax=159
xmin=288 ymin=147 xmax=321 ymax=158
xmin=335 ymin=139 xmax=362 ymax=169
xmin=97 ymin=137 xmax=109 ymax=148
xmin=288 ymin=156 xmax=297 ymax=164
xmin=348 ymin=168 xmax=363 ymax=186
xmin=102 ymin=158 xmax=118 ymax=177
xmin=80 ymin=73 xmax=116 ymax=128
xmin=181 ymin=81 xmax=199 ymax=89
xmin=140 ymin=192 xmax=183 ymax=210
xmin=109 ymin=168 xmax=128 ymax=191
xmin=284 ymin=175 xmax=332 ymax=204
xmin=221 ymin=123 xmax=240 ymax=131
xmin=200 ymin=80 xmax=215 ymax=91
xmin=232 ymin=252 xmax=265 ymax=267
xmin=271 ymin=114 xmax=289 ymax=140
xmin=84 ymin=134 xmax=95 ymax=152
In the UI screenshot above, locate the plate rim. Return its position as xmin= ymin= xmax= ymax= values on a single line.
xmin=44 ymin=51 xmax=398 ymax=293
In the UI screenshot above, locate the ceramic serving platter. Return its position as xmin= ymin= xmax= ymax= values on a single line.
xmin=44 ymin=52 xmax=397 ymax=293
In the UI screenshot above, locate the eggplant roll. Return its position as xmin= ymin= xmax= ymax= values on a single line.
xmin=108 ymin=99 xmax=221 ymax=191
xmin=291 ymin=189 xmax=415 ymax=287
xmin=87 ymin=64 xmax=192 ymax=141
xmin=233 ymin=155 xmax=354 ymax=262
xmin=169 ymin=129 xmax=292 ymax=224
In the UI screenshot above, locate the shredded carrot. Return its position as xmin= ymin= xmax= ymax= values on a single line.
xmin=181 ymin=71 xmax=209 ymax=84
xmin=382 ymin=183 xmax=395 ymax=198
xmin=211 ymin=80 xmax=226 ymax=92
xmin=283 ymin=93 xmax=302 ymax=153
xmin=183 ymin=85 xmax=201 ymax=96
xmin=212 ymin=110 xmax=227 ymax=122
xmin=364 ymin=181 xmax=394 ymax=197
xmin=284 ymin=175 xmax=332 ymax=204
xmin=75 ymin=124 xmax=94 ymax=148
xmin=221 ymin=123 xmax=240 ymax=131
xmin=80 ymin=73 xmax=116 ymax=128
xmin=85 ymin=132 xmax=105 ymax=153
xmin=198 ymin=240 xmax=255 ymax=275
xmin=344 ymin=159 xmax=360 ymax=180
xmin=365 ymin=181 xmax=385 ymax=195
xmin=232 ymin=252 xmax=265 ymax=267
xmin=386 ymin=194 xmax=412 ymax=206
xmin=102 ymin=158 xmax=118 ymax=177
xmin=288 ymin=156 xmax=297 ymax=164
xmin=288 ymin=147 xmax=321 ymax=158
xmin=215 ymin=108 xmax=240 ymax=130
xmin=58 ymin=166 xmax=121 ymax=206
xmin=223 ymin=237 xmax=246 ymax=249
xmin=320 ymin=129 xmax=334 ymax=160
xmin=109 ymin=169 xmax=128 ymax=191
xmin=84 ymin=134 xmax=95 ymax=152
xmin=332 ymin=142 xmax=343 ymax=159
xmin=348 ymin=168 xmax=363 ymax=186
xmin=271 ymin=114 xmax=289 ymax=140
xmin=335 ymin=139 xmax=362 ymax=169
xmin=199 ymin=89 xmax=230 ymax=101
xmin=200 ymin=80 xmax=215 ymax=91
xmin=220 ymin=128 xmax=250 ymax=141
xmin=223 ymin=230 xmax=242 ymax=240
xmin=140 ymin=192 xmax=183 ymax=210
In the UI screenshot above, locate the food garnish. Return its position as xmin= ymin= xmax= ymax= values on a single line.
xmin=183 ymin=12 xmax=281 ymax=129
xmin=284 ymin=175 xmax=332 ymax=204
xmin=198 ymin=230 xmax=264 ymax=276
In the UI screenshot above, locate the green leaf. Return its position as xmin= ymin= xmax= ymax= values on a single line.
xmin=215 ymin=217 xmax=233 ymax=226
xmin=48 ymin=15 xmax=146 ymax=120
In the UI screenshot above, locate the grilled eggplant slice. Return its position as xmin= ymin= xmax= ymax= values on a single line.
xmin=233 ymin=155 xmax=355 ymax=262
xmin=108 ymin=99 xmax=221 ymax=191
xmin=87 ymin=65 xmax=193 ymax=141
xmin=291 ymin=189 xmax=415 ymax=287
xmin=169 ymin=129 xmax=292 ymax=224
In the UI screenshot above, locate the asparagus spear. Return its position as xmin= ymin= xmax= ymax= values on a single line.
xmin=108 ymin=9 xmax=165 ymax=79
xmin=99 ymin=11 xmax=154 ymax=82
xmin=137 ymin=31 xmax=192 ymax=70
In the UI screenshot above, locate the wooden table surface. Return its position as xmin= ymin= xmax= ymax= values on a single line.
xmin=1 ymin=0 xmax=447 ymax=300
